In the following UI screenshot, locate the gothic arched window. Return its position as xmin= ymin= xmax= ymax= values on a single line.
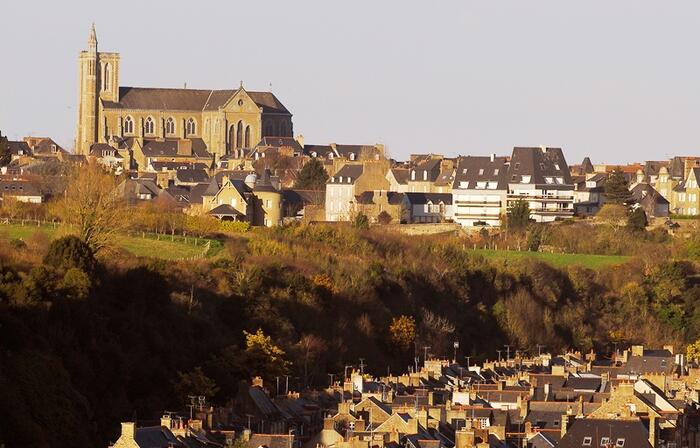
xmin=123 ymin=116 xmax=134 ymax=135
xmin=244 ymin=126 xmax=250 ymax=148
xmin=103 ymin=63 xmax=111 ymax=92
xmin=165 ymin=117 xmax=175 ymax=135
xmin=144 ymin=116 xmax=155 ymax=135
xmin=186 ymin=118 xmax=197 ymax=136
xmin=236 ymin=121 xmax=243 ymax=148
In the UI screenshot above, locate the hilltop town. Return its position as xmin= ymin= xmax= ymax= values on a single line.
xmin=0 ymin=26 xmax=694 ymax=230
xmin=3 ymin=23 xmax=700 ymax=448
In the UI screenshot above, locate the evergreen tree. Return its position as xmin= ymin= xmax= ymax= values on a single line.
xmin=627 ymin=207 xmax=648 ymax=231
xmin=604 ymin=170 xmax=632 ymax=204
xmin=0 ymin=131 xmax=10 ymax=167
xmin=507 ymin=198 xmax=530 ymax=230
xmin=294 ymin=158 xmax=329 ymax=190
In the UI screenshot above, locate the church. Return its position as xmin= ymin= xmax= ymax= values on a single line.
xmin=75 ymin=24 xmax=294 ymax=159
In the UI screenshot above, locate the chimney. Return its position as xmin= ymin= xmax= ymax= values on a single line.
xmin=560 ymin=414 xmax=574 ymax=439
xmin=242 ymin=429 xmax=251 ymax=441
xmin=323 ymin=417 xmax=335 ymax=431
xmin=407 ymin=417 xmax=418 ymax=435
xmin=455 ymin=429 xmax=475 ymax=448
xmin=160 ymin=415 xmax=172 ymax=429
xmin=177 ymin=139 xmax=192 ymax=156
xmin=649 ymin=415 xmax=658 ymax=447
xmin=121 ymin=422 xmax=136 ymax=440
xmin=518 ymin=395 xmax=529 ymax=419
xmin=490 ymin=153 xmax=495 ymax=162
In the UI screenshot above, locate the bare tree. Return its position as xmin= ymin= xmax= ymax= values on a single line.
xmin=54 ymin=161 xmax=127 ymax=252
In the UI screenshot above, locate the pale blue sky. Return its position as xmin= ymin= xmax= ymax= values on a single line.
xmin=1 ymin=1 xmax=698 ymax=163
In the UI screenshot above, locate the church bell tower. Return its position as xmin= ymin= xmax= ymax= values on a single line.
xmin=75 ymin=24 xmax=99 ymax=155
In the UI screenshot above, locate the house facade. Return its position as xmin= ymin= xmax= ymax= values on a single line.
xmin=451 ymin=155 xmax=508 ymax=227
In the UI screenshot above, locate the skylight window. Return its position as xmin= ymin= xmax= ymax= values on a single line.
xmin=545 ymin=177 xmax=554 ymax=184
xmin=494 ymin=169 xmax=499 ymax=175
xmin=582 ymin=437 xmax=592 ymax=446
xmin=616 ymin=439 xmax=625 ymax=447
xmin=478 ymin=168 xmax=484 ymax=175
xmin=554 ymin=164 xmax=560 ymax=170
xmin=601 ymin=437 xmax=610 ymax=446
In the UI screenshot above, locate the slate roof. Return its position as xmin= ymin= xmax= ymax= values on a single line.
xmin=133 ymin=426 xmax=184 ymax=447
xmin=621 ymin=353 xmax=675 ymax=376
xmin=328 ymin=164 xmax=363 ymax=185
xmin=630 ymin=183 xmax=670 ymax=206
xmin=176 ymin=169 xmax=209 ymax=184
xmin=564 ymin=376 xmax=601 ymax=392
xmin=404 ymin=192 xmax=452 ymax=205
xmin=103 ymin=87 xmax=290 ymax=114
xmin=29 ymin=138 xmax=68 ymax=155
xmin=282 ymin=189 xmax=325 ymax=205
xmin=508 ymin=147 xmax=573 ymax=187
xmin=7 ymin=141 xmax=32 ymax=156
xmin=410 ymin=159 xmax=442 ymax=182
xmin=390 ymin=168 xmax=410 ymax=185
xmin=208 ymin=204 xmax=244 ymax=217
xmin=0 ymin=178 xmax=42 ymax=197
xmin=141 ymin=139 xmax=212 ymax=158
xmin=558 ymin=418 xmax=653 ymax=448
xmin=452 ymin=155 xmax=509 ymax=190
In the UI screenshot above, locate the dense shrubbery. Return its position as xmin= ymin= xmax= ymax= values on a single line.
xmin=0 ymin=222 xmax=698 ymax=447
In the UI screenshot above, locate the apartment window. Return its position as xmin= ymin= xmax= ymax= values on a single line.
xmin=266 ymin=199 xmax=272 ymax=208
xmin=165 ymin=117 xmax=175 ymax=135
xmin=582 ymin=437 xmax=592 ymax=446
xmin=186 ymin=118 xmax=197 ymax=136
xmin=144 ymin=116 xmax=155 ymax=135
xmin=123 ymin=116 xmax=134 ymax=135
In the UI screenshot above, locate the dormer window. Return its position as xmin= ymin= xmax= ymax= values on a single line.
xmin=347 ymin=177 xmax=352 ymax=183
xmin=339 ymin=176 xmax=343 ymax=183
xmin=494 ymin=169 xmax=499 ymax=175
xmin=423 ymin=171 xmax=428 ymax=181
xmin=411 ymin=170 xmax=416 ymax=180
xmin=462 ymin=169 xmax=467 ymax=174
xmin=349 ymin=153 xmax=355 ymax=161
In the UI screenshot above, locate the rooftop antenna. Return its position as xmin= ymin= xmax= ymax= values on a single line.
xmin=359 ymin=358 xmax=366 ymax=375
xmin=536 ymin=344 xmax=545 ymax=358
xmin=187 ymin=395 xmax=196 ymax=419
xmin=504 ymin=345 xmax=512 ymax=361
xmin=497 ymin=350 xmax=502 ymax=363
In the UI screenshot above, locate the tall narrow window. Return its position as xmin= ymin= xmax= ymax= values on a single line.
xmin=186 ymin=118 xmax=197 ymax=136
xmin=204 ymin=119 xmax=210 ymax=135
xmin=165 ymin=117 xmax=175 ymax=135
xmin=103 ymin=63 xmax=111 ymax=91
xmin=144 ymin=116 xmax=155 ymax=135
xmin=244 ymin=126 xmax=250 ymax=148
xmin=227 ymin=125 xmax=235 ymax=153
xmin=124 ymin=116 xmax=134 ymax=135
xmin=236 ymin=121 xmax=243 ymax=148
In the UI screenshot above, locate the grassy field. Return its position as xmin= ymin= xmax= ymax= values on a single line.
xmin=0 ymin=223 xmax=214 ymax=260
xmin=469 ymin=248 xmax=630 ymax=269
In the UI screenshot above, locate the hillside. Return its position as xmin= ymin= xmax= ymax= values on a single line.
xmin=0 ymin=222 xmax=698 ymax=446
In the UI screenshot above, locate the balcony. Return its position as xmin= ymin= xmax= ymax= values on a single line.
xmin=455 ymin=200 xmax=502 ymax=206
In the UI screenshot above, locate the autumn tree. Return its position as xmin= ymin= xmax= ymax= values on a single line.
xmin=604 ymin=170 xmax=632 ymax=205
xmin=295 ymin=334 xmax=326 ymax=389
xmin=389 ymin=315 xmax=416 ymax=351
xmin=54 ymin=161 xmax=126 ymax=252
xmin=686 ymin=340 xmax=700 ymax=365
xmin=294 ymin=158 xmax=329 ymax=190
xmin=242 ymin=329 xmax=289 ymax=387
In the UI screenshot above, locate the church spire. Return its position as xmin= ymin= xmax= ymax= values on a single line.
xmin=88 ymin=23 xmax=97 ymax=51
